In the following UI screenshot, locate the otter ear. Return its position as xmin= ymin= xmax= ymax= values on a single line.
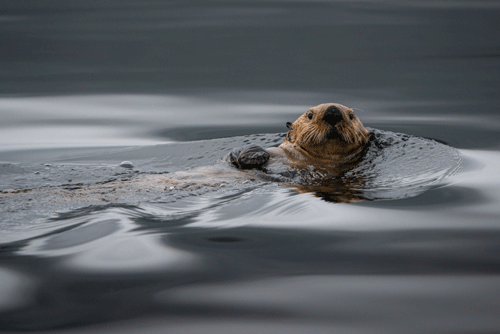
xmin=285 ymin=122 xmax=293 ymax=142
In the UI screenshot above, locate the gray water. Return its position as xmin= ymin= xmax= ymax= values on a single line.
xmin=1 ymin=1 xmax=500 ymax=333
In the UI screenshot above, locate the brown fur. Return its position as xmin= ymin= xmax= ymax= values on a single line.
xmin=279 ymin=103 xmax=370 ymax=162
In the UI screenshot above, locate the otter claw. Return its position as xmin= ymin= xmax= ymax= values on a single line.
xmin=228 ymin=145 xmax=270 ymax=170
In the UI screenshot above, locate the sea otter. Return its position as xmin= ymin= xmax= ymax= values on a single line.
xmin=227 ymin=103 xmax=370 ymax=173
xmin=219 ymin=102 xmax=371 ymax=202
xmin=0 ymin=102 xmax=463 ymax=213
xmin=0 ymin=103 xmax=373 ymax=206
xmin=126 ymin=102 xmax=370 ymax=202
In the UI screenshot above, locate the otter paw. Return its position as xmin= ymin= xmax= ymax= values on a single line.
xmin=228 ymin=145 xmax=270 ymax=170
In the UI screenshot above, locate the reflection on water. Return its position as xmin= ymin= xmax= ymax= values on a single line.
xmin=2 ymin=170 xmax=500 ymax=332
xmin=0 ymin=146 xmax=499 ymax=334
xmin=2 ymin=94 xmax=500 ymax=150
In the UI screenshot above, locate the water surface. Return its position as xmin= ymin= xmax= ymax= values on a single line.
xmin=1 ymin=1 xmax=500 ymax=333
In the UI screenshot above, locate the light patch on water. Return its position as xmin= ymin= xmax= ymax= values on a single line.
xmin=445 ymin=149 xmax=500 ymax=215
xmin=63 ymin=235 xmax=199 ymax=274
xmin=17 ymin=208 xmax=201 ymax=274
xmin=0 ymin=94 xmax=307 ymax=125
xmin=0 ymin=126 xmax=166 ymax=150
xmin=366 ymin=114 xmax=500 ymax=129
xmin=0 ymin=94 xmax=307 ymax=150
xmin=3 ymin=93 xmax=497 ymax=151
xmin=0 ymin=268 xmax=35 ymax=312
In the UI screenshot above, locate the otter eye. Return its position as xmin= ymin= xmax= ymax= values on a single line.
xmin=307 ymin=113 xmax=313 ymax=120
xmin=349 ymin=113 xmax=355 ymax=120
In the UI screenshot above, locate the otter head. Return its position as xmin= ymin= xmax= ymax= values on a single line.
xmin=281 ymin=103 xmax=370 ymax=160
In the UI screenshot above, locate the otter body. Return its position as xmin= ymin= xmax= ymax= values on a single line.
xmin=0 ymin=102 xmax=462 ymax=211
xmin=1 ymin=103 xmax=374 ymax=207
xmin=228 ymin=103 xmax=370 ymax=175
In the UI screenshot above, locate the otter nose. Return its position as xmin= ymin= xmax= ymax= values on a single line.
xmin=323 ymin=108 xmax=343 ymax=126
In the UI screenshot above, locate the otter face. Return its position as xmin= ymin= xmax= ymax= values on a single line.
xmin=283 ymin=103 xmax=370 ymax=160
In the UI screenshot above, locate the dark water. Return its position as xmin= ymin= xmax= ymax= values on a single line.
xmin=1 ymin=1 xmax=500 ymax=333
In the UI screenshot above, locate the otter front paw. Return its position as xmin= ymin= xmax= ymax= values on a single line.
xmin=228 ymin=145 xmax=270 ymax=170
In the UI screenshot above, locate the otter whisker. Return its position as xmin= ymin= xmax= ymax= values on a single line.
xmin=283 ymin=102 xmax=370 ymax=159
xmin=314 ymin=131 xmax=323 ymax=144
xmin=337 ymin=123 xmax=353 ymax=144
xmin=354 ymin=132 xmax=361 ymax=145
xmin=299 ymin=125 xmax=317 ymax=146
xmin=346 ymin=127 xmax=356 ymax=144
xmin=302 ymin=127 xmax=314 ymax=145
xmin=360 ymin=130 xmax=368 ymax=144
xmin=309 ymin=126 xmax=322 ymax=145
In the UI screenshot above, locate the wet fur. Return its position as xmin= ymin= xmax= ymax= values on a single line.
xmin=279 ymin=103 xmax=370 ymax=162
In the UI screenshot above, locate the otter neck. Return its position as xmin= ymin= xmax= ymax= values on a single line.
xmin=279 ymin=140 xmax=366 ymax=162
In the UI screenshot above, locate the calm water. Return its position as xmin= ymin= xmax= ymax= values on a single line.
xmin=1 ymin=1 xmax=500 ymax=333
